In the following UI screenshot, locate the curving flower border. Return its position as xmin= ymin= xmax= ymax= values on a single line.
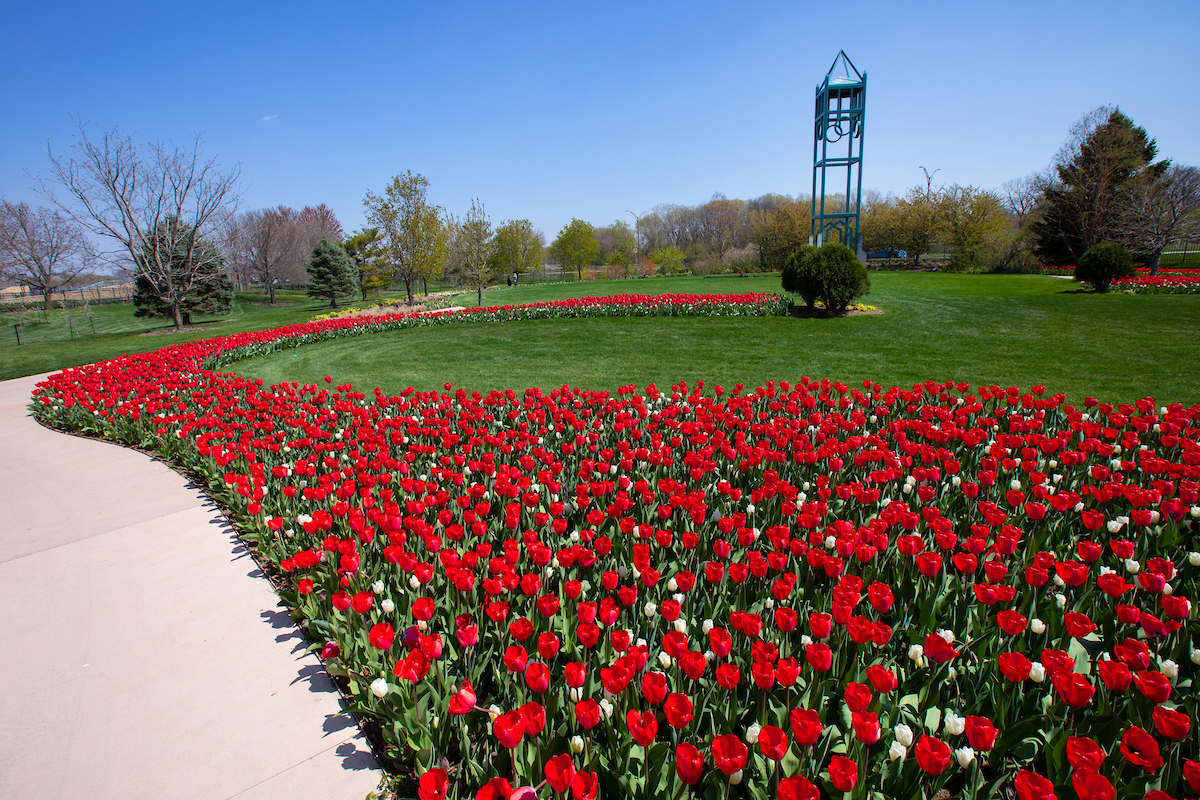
xmin=27 ymin=289 xmax=1200 ymax=800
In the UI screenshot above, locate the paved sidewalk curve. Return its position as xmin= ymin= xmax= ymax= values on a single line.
xmin=0 ymin=373 xmax=381 ymax=800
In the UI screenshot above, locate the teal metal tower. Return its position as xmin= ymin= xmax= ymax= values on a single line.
xmin=811 ymin=51 xmax=866 ymax=261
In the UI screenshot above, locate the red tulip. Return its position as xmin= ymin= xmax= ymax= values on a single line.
xmin=805 ymin=642 xmax=832 ymax=672
xmin=759 ymin=724 xmax=789 ymax=760
xmin=923 ymin=633 xmax=959 ymax=663
xmin=1134 ymin=671 xmax=1171 ymax=703
xmin=964 ymin=716 xmax=998 ymax=751
xmin=790 ymin=707 xmax=823 ymax=746
xmin=525 ymin=661 xmax=549 ymax=693
xmin=493 ymin=710 xmax=525 ymax=749
xmin=1184 ymin=759 xmax=1200 ymax=794
xmin=664 ymin=693 xmax=693 ymax=728
xmin=827 ymin=754 xmax=858 ymax=791
xmin=641 ymin=671 xmax=668 ymax=704
xmin=519 ymin=702 xmax=546 ymax=736
xmin=418 ymin=768 xmax=448 ymax=800
xmin=574 ymin=699 xmax=601 ymax=730
xmin=997 ymin=651 xmax=1032 ymax=682
xmin=1053 ymin=673 xmax=1095 ymax=708
xmin=865 ymin=664 xmax=897 ymax=693
xmin=565 ymin=662 xmax=587 ymax=688
xmin=1152 ymin=705 xmax=1191 ymax=740
xmin=1097 ymin=660 xmax=1132 ymax=691
xmin=544 ymin=753 xmax=576 ymax=794
xmin=1066 ymin=736 xmax=1104 ymax=770
xmin=570 ymin=771 xmax=598 ymax=800
xmin=368 ymin=623 xmax=394 ymax=650
xmin=626 ymin=709 xmax=658 ymax=746
xmin=1070 ymin=769 xmax=1113 ymax=800
xmin=844 ymin=681 xmax=872 ymax=712
xmin=778 ymin=775 xmax=820 ymax=800
xmin=716 ymin=663 xmax=741 ymax=690
xmin=1120 ymin=726 xmax=1163 ymax=773
xmin=851 ymin=711 xmax=880 ymax=744
xmin=448 ymin=681 xmax=476 ymax=715
xmin=914 ymin=735 xmax=951 ymax=775
xmin=711 ymin=734 xmax=748 ymax=775
xmin=675 ymin=743 xmax=704 ymax=784
xmin=1013 ymin=770 xmax=1057 ymax=800
xmin=475 ymin=777 xmax=514 ymax=800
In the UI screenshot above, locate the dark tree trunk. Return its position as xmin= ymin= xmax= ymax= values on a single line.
xmin=267 ymin=283 xmax=276 ymax=304
xmin=171 ymin=302 xmax=184 ymax=331
xmin=477 ymin=286 xmax=482 ymax=307
xmin=1150 ymin=250 xmax=1162 ymax=277
xmin=43 ymin=291 xmax=52 ymax=312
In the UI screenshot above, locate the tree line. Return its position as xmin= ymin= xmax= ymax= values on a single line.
xmin=4 ymin=110 xmax=1197 ymax=326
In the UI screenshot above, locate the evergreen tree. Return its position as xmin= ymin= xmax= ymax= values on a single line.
xmin=133 ymin=218 xmax=233 ymax=325
xmin=306 ymin=236 xmax=358 ymax=307
xmin=1034 ymin=108 xmax=1169 ymax=265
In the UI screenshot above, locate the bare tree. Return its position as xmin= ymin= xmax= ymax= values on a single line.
xmin=38 ymin=122 xmax=240 ymax=330
xmin=448 ymin=199 xmax=496 ymax=306
xmin=231 ymin=206 xmax=298 ymax=303
xmin=0 ymin=200 xmax=94 ymax=309
xmin=1117 ymin=165 xmax=1200 ymax=275
xmin=1001 ymin=174 xmax=1046 ymax=229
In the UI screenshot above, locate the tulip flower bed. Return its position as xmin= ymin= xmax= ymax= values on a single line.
xmin=1030 ymin=265 xmax=1200 ymax=294
xmin=29 ymin=291 xmax=1200 ymax=800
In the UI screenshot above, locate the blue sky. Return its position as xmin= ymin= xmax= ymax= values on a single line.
xmin=2 ymin=0 xmax=1197 ymax=241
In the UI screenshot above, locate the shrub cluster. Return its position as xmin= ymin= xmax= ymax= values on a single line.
xmin=781 ymin=243 xmax=871 ymax=312
xmin=1077 ymin=243 xmax=1136 ymax=293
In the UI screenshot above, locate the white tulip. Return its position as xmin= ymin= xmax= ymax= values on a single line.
xmin=1055 ymin=594 xmax=1067 ymax=609
xmin=944 ymin=711 xmax=965 ymax=736
xmin=889 ymin=742 xmax=907 ymax=762
xmin=894 ymin=724 xmax=914 ymax=747
xmin=1161 ymin=659 xmax=1179 ymax=679
xmin=674 ymin=619 xmax=688 ymax=634
xmin=370 ymin=678 xmax=389 ymax=698
xmin=938 ymin=629 xmax=956 ymax=644
xmin=1030 ymin=618 xmax=1046 ymax=634
xmin=1125 ymin=559 xmax=1140 ymax=574
xmin=746 ymin=723 xmax=762 ymax=744
xmin=658 ymin=651 xmax=672 ymax=669
xmin=1029 ymin=662 xmax=1046 ymax=683
xmin=1191 ymin=648 xmax=1200 ymax=666
xmin=668 ymin=577 xmax=679 ymax=592
xmin=381 ymin=599 xmax=395 ymax=613
xmin=908 ymin=644 xmax=925 ymax=665
xmin=729 ymin=770 xmax=744 ymax=786
xmin=644 ymin=602 xmax=658 ymax=618
xmin=409 ymin=575 xmax=421 ymax=590
xmin=1107 ymin=520 xmax=1123 ymax=534
xmin=372 ymin=580 xmax=385 ymax=594
xmin=488 ymin=704 xmax=502 ymax=721
xmin=570 ymin=736 xmax=585 ymax=754
xmin=1189 ymin=552 xmax=1200 ymax=566
xmin=703 ymin=619 xmax=714 ymax=634
xmin=955 ymin=747 xmax=976 ymax=768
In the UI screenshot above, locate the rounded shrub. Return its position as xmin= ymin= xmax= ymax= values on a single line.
xmin=817 ymin=242 xmax=871 ymax=312
xmin=781 ymin=245 xmax=821 ymax=309
xmin=1076 ymin=242 xmax=1135 ymax=293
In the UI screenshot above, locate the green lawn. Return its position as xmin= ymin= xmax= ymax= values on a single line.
xmin=233 ymin=273 xmax=1200 ymax=406
xmin=0 ymin=291 xmax=338 ymax=381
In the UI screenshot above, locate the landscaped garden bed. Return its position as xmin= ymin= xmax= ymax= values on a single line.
xmin=29 ymin=292 xmax=1199 ymax=800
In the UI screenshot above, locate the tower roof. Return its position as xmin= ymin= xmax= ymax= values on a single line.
xmin=824 ymin=50 xmax=864 ymax=87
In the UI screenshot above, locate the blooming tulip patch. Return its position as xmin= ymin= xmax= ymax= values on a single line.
xmin=30 ymin=292 xmax=1200 ymax=800
xmin=1030 ymin=265 xmax=1200 ymax=294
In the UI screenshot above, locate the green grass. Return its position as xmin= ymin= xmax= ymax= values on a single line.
xmin=233 ymin=273 xmax=1200 ymax=406
xmin=0 ymin=291 xmax=338 ymax=381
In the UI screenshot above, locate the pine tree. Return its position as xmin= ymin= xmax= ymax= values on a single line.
xmin=133 ymin=218 xmax=233 ymax=325
xmin=306 ymin=237 xmax=358 ymax=307
xmin=1034 ymin=108 xmax=1169 ymax=265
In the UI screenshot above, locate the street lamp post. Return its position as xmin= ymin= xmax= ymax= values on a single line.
xmin=626 ymin=210 xmax=646 ymax=277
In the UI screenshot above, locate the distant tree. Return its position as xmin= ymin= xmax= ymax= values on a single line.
xmin=343 ymin=227 xmax=390 ymax=298
xmin=363 ymin=172 xmax=449 ymax=304
xmin=133 ymin=218 xmax=233 ymax=323
xmin=1116 ymin=165 xmax=1200 ymax=275
xmin=1075 ymin=242 xmax=1135 ymax=293
xmin=860 ymin=194 xmax=902 ymax=256
xmin=1033 ymin=107 xmax=1169 ymax=265
xmin=229 ymin=206 xmax=298 ymax=303
xmin=549 ymin=219 xmax=600 ymax=280
xmin=306 ymin=237 xmax=357 ymax=307
xmin=750 ymin=199 xmax=811 ymax=271
xmin=648 ymin=245 xmax=685 ymax=274
xmin=448 ymin=199 xmax=497 ymax=307
xmin=700 ymin=193 xmax=746 ymax=261
xmin=894 ymin=188 xmax=941 ymax=266
xmin=937 ymin=185 xmax=1010 ymax=272
xmin=40 ymin=123 xmax=240 ymax=331
xmin=0 ymin=200 xmax=94 ymax=310
xmin=490 ymin=219 xmax=544 ymax=283
xmin=597 ymin=220 xmax=635 ymax=276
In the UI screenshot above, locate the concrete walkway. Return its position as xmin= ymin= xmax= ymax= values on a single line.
xmin=0 ymin=373 xmax=381 ymax=799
